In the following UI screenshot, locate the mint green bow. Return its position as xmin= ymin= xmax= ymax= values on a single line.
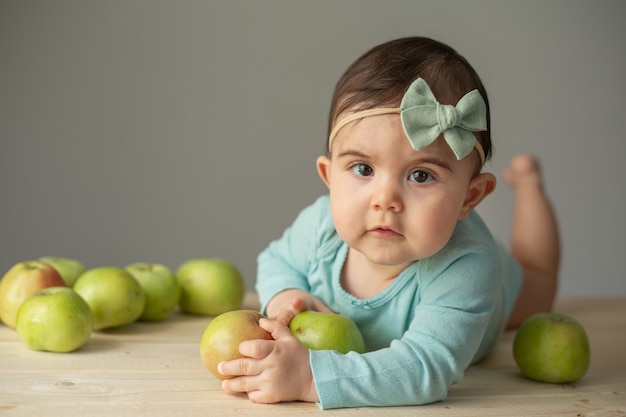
xmin=400 ymin=78 xmax=487 ymax=160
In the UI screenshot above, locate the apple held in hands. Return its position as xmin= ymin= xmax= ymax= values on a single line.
xmin=289 ymin=310 xmax=365 ymax=354
xmin=0 ymin=260 xmax=66 ymax=328
xmin=73 ymin=266 xmax=145 ymax=330
xmin=125 ymin=262 xmax=180 ymax=322
xmin=16 ymin=287 xmax=93 ymax=353
xmin=176 ymin=258 xmax=244 ymax=316
xmin=38 ymin=256 xmax=86 ymax=287
xmin=513 ymin=312 xmax=590 ymax=383
xmin=200 ymin=309 xmax=273 ymax=380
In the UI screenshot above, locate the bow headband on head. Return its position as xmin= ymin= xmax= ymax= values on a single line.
xmin=328 ymin=77 xmax=487 ymax=164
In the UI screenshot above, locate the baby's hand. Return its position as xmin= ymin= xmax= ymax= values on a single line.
xmin=218 ymin=317 xmax=319 ymax=404
xmin=266 ymin=289 xmax=333 ymax=325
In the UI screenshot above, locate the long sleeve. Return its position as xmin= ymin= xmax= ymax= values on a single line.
xmin=311 ymin=245 xmax=502 ymax=409
xmin=255 ymin=196 xmax=339 ymax=313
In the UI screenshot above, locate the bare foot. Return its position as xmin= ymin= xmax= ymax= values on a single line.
xmin=502 ymin=154 xmax=543 ymax=189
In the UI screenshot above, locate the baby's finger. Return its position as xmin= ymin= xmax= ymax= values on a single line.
xmin=238 ymin=338 xmax=274 ymax=359
xmin=291 ymin=297 xmax=307 ymax=312
xmin=294 ymin=296 xmax=333 ymax=314
xmin=259 ymin=318 xmax=296 ymax=341
xmin=221 ymin=375 xmax=259 ymax=395
xmin=217 ymin=356 xmax=258 ymax=378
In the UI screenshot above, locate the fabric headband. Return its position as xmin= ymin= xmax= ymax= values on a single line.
xmin=328 ymin=77 xmax=487 ymax=165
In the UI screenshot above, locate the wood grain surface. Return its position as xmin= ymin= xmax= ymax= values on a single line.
xmin=1 ymin=294 xmax=624 ymax=416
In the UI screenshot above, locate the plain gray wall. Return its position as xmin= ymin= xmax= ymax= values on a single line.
xmin=2 ymin=0 xmax=625 ymax=297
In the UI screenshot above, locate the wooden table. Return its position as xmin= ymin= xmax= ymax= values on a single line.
xmin=1 ymin=294 xmax=624 ymax=416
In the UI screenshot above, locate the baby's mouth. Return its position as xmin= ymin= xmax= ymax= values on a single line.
xmin=369 ymin=227 xmax=401 ymax=238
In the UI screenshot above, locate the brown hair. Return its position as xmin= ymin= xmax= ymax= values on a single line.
xmin=327 ymin=37 xmax=492 ymax=166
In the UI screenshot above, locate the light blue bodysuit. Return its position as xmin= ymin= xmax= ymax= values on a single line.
xmin=256 ymin=195 xmax=522 ymax=409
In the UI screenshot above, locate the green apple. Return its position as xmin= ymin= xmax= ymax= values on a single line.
xmin=200 ymin=309 xmax=273 ymax=380
xmin=289 ymin=310 xmax=365 ymax=354
xmin=176 ymin=258 xmax=244 ymax=316
xmin=513 ymin=312 xmax=590 ymax=383
xmin=0 ymin=260 xmax=66 ymax=328
xmin=38 ymin=256 xmax=86 ymax=287
xmin=73 ymin=266 xmax=145 ymax=330
xmin=125 ymin=262 xmax=180 ymax=322
xmin=16 ymin=287 xmax=93 ymax=353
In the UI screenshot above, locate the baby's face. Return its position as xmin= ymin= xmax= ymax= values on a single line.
xmin=319 ymin=112 xmax=478 ymax=269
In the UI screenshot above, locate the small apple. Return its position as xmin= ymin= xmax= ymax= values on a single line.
xmin=200 ymin=309 xmax=273 ymax=380
xmin=125 ymin=262 xmax=180 ymax=322
xmin=289 ymin=311 xmax=365 ymax=354
xmin=0 ymin=260 xmax=66 ymax=328
xmin=16 ymin=287 xmax=93 ymax=353
xmin=38 ymin=256 xmax=86 ymax=287
xmin=73 ymin=266 xmax=145 ymax=330
xmin=513 ymin=312 xmax=590 ymax=383
xmin=176 ymin=258 xmax=244 ymax=316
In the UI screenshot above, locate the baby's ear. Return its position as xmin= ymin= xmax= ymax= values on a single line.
xmin=316 ymin=155 xmax=332 ymax=188
xmin=459 ymin=172 xmax=497 ymax=220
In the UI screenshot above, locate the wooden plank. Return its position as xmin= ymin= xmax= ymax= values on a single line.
xmin=1 ymin=368 xmax=623 ymax=417
xmin=0 ymin=297 xmax=624 ymax=416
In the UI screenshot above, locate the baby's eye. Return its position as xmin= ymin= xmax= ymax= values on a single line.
xmin=409 ymin=170 xmax=433 ymax=183
xmin=350 ymin=163 xmax=374 ymax=177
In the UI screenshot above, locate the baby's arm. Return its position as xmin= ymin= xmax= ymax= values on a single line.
xmin=255 ymin=197 xmax=336 ymax=321
xmin=220 ymin=280 xmax=492 ymax=408
xmin=308 ymin=248 xmax=503 ymax=409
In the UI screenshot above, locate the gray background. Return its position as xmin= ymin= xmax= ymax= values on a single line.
xmin=2 ymin=1 xmax=625 ymax=297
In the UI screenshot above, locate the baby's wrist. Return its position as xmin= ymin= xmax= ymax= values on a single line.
xmin=299 ymin=354 xmax=319 ymax=403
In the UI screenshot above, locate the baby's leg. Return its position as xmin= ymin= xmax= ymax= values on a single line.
xmin=503 ymin=155 xmax=560 ymax=328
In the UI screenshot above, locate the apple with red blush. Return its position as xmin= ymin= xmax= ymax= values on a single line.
xmin=0 ymin=260 xmax=66 ymax=328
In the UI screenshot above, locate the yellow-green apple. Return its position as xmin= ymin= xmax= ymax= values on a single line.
xmin=0 ymin=260 xmax=66 ymax=328
xmin=39 ymin=256 xmax=86 ymax=287
xmin=176 ymin=258 xmax=244 ymax=316
xmin=16 ymin=287 xmax=93 ymax=353
xmin=200 ymin=309 xmax=273 ymax=380
xmin=73 ymin=266 xmax=145 ymax=330
xmin=289 ymin=311 xmax=365 ymax=354
xmin=513 ymin=312 xmax=590 ymax=383
xmin=125 ymin=262 xmax=180 ymax=322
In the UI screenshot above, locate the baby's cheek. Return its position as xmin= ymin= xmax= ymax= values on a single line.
xmin=415 ymin=216 xmax=457 ymax=257
xmin=330 ymin=205 xmax=361 ymax=242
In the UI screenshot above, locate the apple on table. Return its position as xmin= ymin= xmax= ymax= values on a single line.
xmin=16 ymin=286 xmax=93 ymax=353
xmin=176 ymin=258 xmax=245 ymax=316
xmin=125 ymin=262 xmax=181 ymax=322
xmin=73 ymin=266 xmax=145 ymax=330
xmin=513 ymin=312 xmax=590 ymax=383
xmin=0 ymin=260 xmax=66 ymax=328
xmin=200 ymin=309 xmax=273 ymax=380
